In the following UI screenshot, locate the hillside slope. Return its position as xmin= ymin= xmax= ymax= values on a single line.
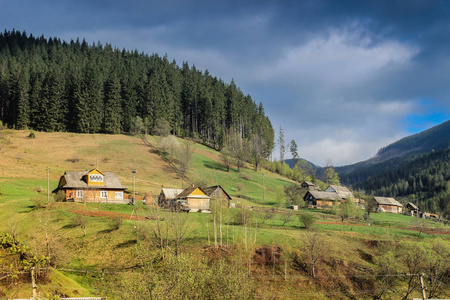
xmin=335 ymin=120 xmax=450 ymax=185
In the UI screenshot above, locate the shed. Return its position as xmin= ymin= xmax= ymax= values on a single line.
xmin=374 ymin=196 xmax=403 ymax=214
xmin=203 ymin=185 xmax=232 ymax=207
xmin=301 ymin=181 xmax=315 ymax=191
xmin=158 ymin=188 xmax=184 ymax=207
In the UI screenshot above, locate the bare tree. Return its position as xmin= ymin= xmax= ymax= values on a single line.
xmin=178 ymin=139 xmax=193 ymax=178
xmin=251 ymin=133 xmax=265 ymax=171
xmin=159 ymin=135 xmax=180 ymax=161
xmin=280 ymin=212 xmax=293 ymax=226
xmin=302 ymin=230 xmax=327 ymax=278
xmin=220 ymin=146 xmax=233 ymax=172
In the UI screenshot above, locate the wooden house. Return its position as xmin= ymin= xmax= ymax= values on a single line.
xmin=325 ymin=185 xmax=354 ymax=199
xmin=373 ymin=196 xmax=403 ymax=214
xmin=52 ymin=168 xmax=128 ymax=204
xmin=203 ymin=185 xmax=232 ymax=207
xmin=175 ymin=186 xmax=211 ymax=211
xmin=301 ymin=181 xmax=315 ymax=191
xmin=304 ymin=191 xmax=342 ymax=208
xmin=158 ymin=188 xmax=184 ymax=208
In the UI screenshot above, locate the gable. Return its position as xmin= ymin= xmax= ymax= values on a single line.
xmin=85 ymin=168 xmax=105 ymax=186
xmin=190 ymin=187 xmax=207 ymax=197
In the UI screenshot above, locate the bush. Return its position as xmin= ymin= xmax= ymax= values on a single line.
xmin=28 ymin=131 xmax=36 ymax=138
xmin=31 ymin=197 xmax=48 ymax=210
xmin=299 ymin=212 xmax=315 ymax=229
xmin=109 ymin=217 xmax=123 ymax=230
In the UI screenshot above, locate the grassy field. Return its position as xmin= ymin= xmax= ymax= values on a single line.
xmin=0 ymin=130 xmax=448 ymax=299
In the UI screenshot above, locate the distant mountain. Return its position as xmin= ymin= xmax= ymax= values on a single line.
xmin=336 ymin=120 xmax=450 ymax=185
xmin=285 ymin=158 xmax=319 ymax=171
xmin=353 ymin=147 xmax=450 ymax=214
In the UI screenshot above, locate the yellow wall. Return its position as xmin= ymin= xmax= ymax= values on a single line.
xmin=85 ymin=169 xmax=105 ymax=186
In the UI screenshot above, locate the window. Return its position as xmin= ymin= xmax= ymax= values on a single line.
xmin=89 ymin=174 xmax=104 ymax=183
xmin=115 ymin=192 xmax=123 ymax=199
xmin=100 ymin=191 xmax=108 ymax=198
xmin=76 ymin=190 xmax=83 ymax=198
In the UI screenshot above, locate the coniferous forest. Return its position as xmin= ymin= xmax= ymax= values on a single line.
xmin=354 ymin=148 xmax=450 ymax=214
xmin=0 ymin=30 xmax=274 ymax=153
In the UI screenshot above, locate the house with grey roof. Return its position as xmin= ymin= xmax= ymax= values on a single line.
xmin=325 ymin=185 xmax=354 ymax=199
xmin=373 ymin=196 xmax=403 ymax=214
xmin=52 ymin=168 xmax=128 ymax=204
xmin=304 ymin=190 xmax=342 ymax=208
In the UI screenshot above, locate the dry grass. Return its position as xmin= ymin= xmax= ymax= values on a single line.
xmin=0 ymin=130 xmax=181 ymax=195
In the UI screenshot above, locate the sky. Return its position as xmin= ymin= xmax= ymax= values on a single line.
xmin=1 ymin=0 xmax=450 ymax=166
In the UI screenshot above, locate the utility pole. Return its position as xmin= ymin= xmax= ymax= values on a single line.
xmin=132 ymin=170 xmax=137 ymax=206
xmin=31 ymin=267 xmax=37 ymax=299
xmin=263 ymin=173 xmax=265 ymax=202
xmin=46 ymin=166 xmax=49 ymax=202
xmin=419 ymin=273 xmax=427 ymax=300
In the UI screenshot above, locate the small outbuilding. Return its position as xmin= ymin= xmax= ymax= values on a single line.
xmin=301 ymin=181 xmax=316 ymax=191
xmin=406 ymin=202 xmax=418 ymax=216
xmin=158 ymin=188 xmax=184 ymax=208
xmin=203 ymin=185 xmax=232 ymax=207
xmin=373 ymin=196 xmax=403 ymax=214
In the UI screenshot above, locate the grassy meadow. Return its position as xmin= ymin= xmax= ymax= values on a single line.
xmin=0 ymin=130 xmax=449 ymax=299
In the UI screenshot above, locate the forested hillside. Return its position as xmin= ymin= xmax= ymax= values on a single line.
xmin=0 ymin=29 xmax=274 ymax=152
xmin=354 ymin=148 xmax=450 ymax=214
xmin=336 ymin=120 xmax=450 ymax=185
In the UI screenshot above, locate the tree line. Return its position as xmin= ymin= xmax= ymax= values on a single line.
xmin=0 ymin=29 xmax=274 ymax=152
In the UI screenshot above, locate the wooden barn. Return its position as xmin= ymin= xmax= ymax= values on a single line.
xmin=406 ymin=202 xmax=418 ymax=216
xmin=373 ymin=196 xmax=403 ymax=214
xmin=52 ymin=168 xmax=128 ymax=204
xmin=175 ymin=186 xmax=211 ymax=211
xmin=304 ymin=191 xmax=342 ymax=208
xmin=158 ymin=188 xmax=184 ymax=208
xmin=203 ymin=185 xmax=232 ymax=207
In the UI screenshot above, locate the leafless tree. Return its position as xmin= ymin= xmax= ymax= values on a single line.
xmin=177 ymin=139 xmax=193 ymax=178
xmin=302 ymin=230 xmax=327 ymax=278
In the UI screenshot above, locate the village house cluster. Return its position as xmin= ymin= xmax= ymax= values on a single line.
xmin=52 ymin=168 xmax=232 ymax=211
xmin=52 ymin=168 xmax=434 ymax=217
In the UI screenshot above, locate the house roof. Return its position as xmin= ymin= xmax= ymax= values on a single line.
xmin=175 ymin=187 xmax=210 ymax=199
xmin=53 ymin=170 xmax=127 ymax=192
xmin=302 ymin=181 xmax=315 ymax=186
xmin=374 ymin=197 xmax=403 ymax=207
xmin=307 ymin=191 xmax=342 ymax=201
xmin=407 ymin=202 xmax=418 ymax=209
xmin=160 ymin=188 xmax=184 ymax=199
xmin=326 ymin=185 xmax=354 ymax=199
xmin=203 ymin=185 xmax=232 ymax=200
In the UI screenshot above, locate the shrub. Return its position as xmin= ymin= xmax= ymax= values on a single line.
xmin=299 ymin=212 xmax=315 ymax=230
xmin=28 ymin=131 xmax=36 ymax=138
xmin=31 ymin=197 xmax=47 ymax=210
xmin=109 ymin=217 xmax=123 ymax=230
